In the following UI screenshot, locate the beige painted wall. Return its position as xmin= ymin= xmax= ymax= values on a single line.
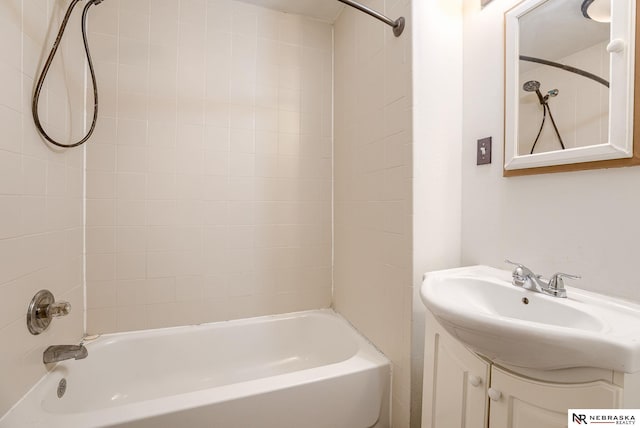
xmin=462 ymin=0 xmax=640 ymax=304
xmin=333 ymin=0 xmax=413 ymax=426
xmin=85 ymin=0 xmax=333 ymax=333
xmin=0 ymin=0 xmax=85 ymax=415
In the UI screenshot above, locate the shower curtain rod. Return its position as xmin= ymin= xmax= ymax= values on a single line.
xmin=520 ymin=55 xmax=610 ymax=88
xmin=337 ymin=0 xmax=405 ymax=37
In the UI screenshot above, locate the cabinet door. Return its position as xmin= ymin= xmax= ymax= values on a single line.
xmin=422 ymin=313 xmax=490 ymax=428
xmin=489 ymin=366 xmax=623 ymax=428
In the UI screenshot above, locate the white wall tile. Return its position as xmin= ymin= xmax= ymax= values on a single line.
xmin=334 ymin=1 xmax=412 ymax=427
xmin=207 ymin=0 xmax=232 ymax=33
xmin=118 ymin=38 xmax=149 ymax=68
xmin=115 ymin=252 xmax=147 ymax=280
xmin=116 ymin=305 xmax=148 ymax=331
xmin=146 ymin=252 xmax=177 ymax=278
xmin=0 ymin=106 xmax=22 ymax=153
xmin=231 ymin=1 xmax=258 ymax=36
xmin=151 ymin=0 xmax=179 ymax=19
xmin=86 ymin=227 xmax=116 ymax=254
xmin=116 ymin=173 xmax=146 ymax=200
xmin=175 ymin=275 xmax=204 ymax=301
xmin=87 ymin=171 xmax=115 ymax=199
xmin=116 ymin=227 xmax=147 ymax=253
xmin=86 ymin=279 xmax=117 ymax=309
xmin=86 ymin=199 xmax=116 ymax=226
xmin=86 ymin=307 xmax=117 ymax=334
xmin=85 ymin=1 xmax=333 ymax=345
xmin=115 ymin=279 xmax=147 ymax=306
xmin=116 ymin=200 xmax=146 ymax=226
xmin=146 ymin=173 xmax=176 ymax=199
xmin=150 ymin=18 xmax=178 ymax=48
xmin=119 ymin=12 xmax=150 ymax=43
xmin=0 ymin=0 xmax=85 ymax=413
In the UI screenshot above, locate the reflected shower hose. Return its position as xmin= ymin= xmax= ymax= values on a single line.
xmin=523 ymin=80 xmax=565 ymax=154
xmin=529 ymin=102 xmax=566 ymax=155
xmin=32 ymin=0 xmax=102 ymax=148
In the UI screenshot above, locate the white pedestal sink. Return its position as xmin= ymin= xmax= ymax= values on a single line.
xmin=421 ymin=265 xmax=640 ymax=373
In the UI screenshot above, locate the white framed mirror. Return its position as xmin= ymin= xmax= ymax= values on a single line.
xmin=504 ymin=0 xmax=636 ymax=173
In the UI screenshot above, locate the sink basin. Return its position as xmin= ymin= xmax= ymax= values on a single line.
xmin=421 ymin=265 xmax=640 ymax=373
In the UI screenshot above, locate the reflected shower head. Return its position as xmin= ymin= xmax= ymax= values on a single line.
xmin=523 ymin=80 xmax=541 ymax=92
xmin=523 ymin=80 xmax=546 ymax=105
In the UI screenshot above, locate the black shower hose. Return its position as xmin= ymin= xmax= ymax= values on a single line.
xmin=32 ymin=0 xmax=102 ymax=148
xmin=529 ymin=105 xmax=547 ymax=155
xmin=529 ymin=102 xmax=566 ymax=155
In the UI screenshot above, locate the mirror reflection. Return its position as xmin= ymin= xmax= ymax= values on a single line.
xmin=517 ymin=0 xmax=611 ymax=156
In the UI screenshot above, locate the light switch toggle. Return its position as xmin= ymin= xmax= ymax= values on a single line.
xmin=477 ymin=137 xmax=492 ymax=165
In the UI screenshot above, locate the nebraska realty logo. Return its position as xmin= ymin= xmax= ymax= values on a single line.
xmin=569 ymin=410 xmax=640 ymax=425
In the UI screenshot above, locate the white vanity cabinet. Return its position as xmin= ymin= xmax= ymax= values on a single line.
xmin=422 ymin=312 xmax=490 ymax=428
xmin=489 ymin=367 xmax=622 ymax=428
xmin=422 ymin=312 xmax=640 ymax=428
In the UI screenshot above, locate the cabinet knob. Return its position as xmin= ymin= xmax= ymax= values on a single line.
xmin=488 ymin=388 xmax=502 ymax=401
xmin=469 ymin=375 xmax=482 ymax=387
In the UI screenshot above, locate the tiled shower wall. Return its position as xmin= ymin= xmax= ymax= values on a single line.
xmin=85 ymin=0 xmax=333 ymax=333
xmin=0 ymin=0 xmax=85 ymax=415
xmin=333 ymin=0 xmax=413 ymax=426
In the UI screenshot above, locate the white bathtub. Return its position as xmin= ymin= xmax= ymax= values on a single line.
xmin=0 ymin=309 xmax=390 ymax=428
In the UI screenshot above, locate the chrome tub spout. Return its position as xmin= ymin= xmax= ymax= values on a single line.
xmin=43 ymin=344 xmax=88 ymax=364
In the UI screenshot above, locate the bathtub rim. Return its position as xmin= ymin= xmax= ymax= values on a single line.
xmin=82 ymin=307 xmax=369 ymax=349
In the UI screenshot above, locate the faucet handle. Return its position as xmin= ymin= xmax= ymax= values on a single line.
xmin=547 ymin=272 xmax=580 ymax=298
xmin=504 ymin=259 xmax=530 ymax=286
xmin=551 ymin=272 xmax=580 ymax=280
xmin=504 ymin=259 xmax=536 ymax=274
xmin=549 ymin=272 xmax=580 ymax=286
xmin=505 ymin=259 xmax=527 ymax=274
xmin=504 ymin=259 xmax=524 ymax=268
xmin=46 ymin=301 xmax=71 ymax=318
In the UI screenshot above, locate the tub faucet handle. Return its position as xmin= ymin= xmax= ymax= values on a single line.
xmin=27 ymin=290 xmax=72 ymax=335
xmin=47 ymin=301 xmax=71 ymax=318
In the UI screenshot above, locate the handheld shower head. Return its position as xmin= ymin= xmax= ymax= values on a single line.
xmin=523 ymin=80 xmax=545 ymax=105
xmin=523 ymin=80 xmax=540 ymax=92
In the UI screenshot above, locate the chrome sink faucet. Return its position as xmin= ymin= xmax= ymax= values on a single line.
xmin=43 ymin=344 xmax=88 ymax=364
xmin=505 ymin=260 xmax=580 ymax=298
